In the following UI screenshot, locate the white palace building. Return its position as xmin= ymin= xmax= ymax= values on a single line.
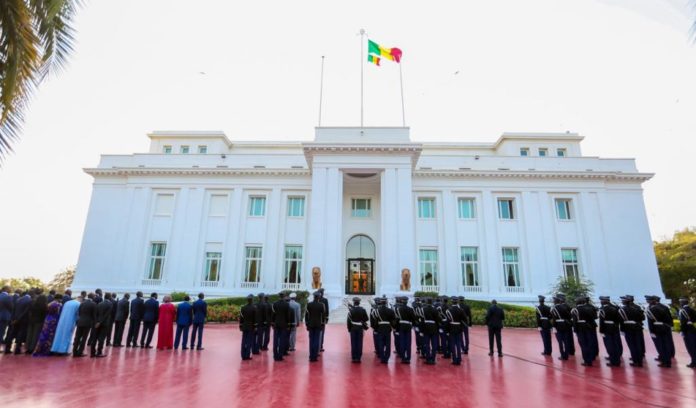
xmin=72 ymin=127 xmax=664 ymax=304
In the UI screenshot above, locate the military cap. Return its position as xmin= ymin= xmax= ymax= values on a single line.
xmin=318 ymin=288 xmax=325 ymax=293
xmin=352 ymin=297 xmax=361 ymax=303
xmin=678 ymin=297 xmax=690 ymax=304
xmin=258 ymin=292 xmax=265 ymax=298
xmin=458 ymin=296 xmax=465 ymax=301
xmin=313 ymin=291 xmax=321 ymax=297
xmin=622 ymin=295 xmax=634 ymax=302
xmin=575 ymin=296 xmax=586 ymax=304
xmin=450 ymin=296 xmax=459 ymax=302
xmin=247 ymin=294 xmax=254 ymax=299
xmin=598 ymin=296 xmax=610 ymax=301
xmin=538 ymin=295 xmax=546 ymax=301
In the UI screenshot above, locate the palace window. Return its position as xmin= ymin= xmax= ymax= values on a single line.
xmin=497 ymin=198 xmax=515 ymax=220
xmin=419 ymin=249 xmax=439 ymax=286
xmin=458 ymin=198 xmax=476 ymax=219
xmin=460 ymin=247 xmax=480 ymax=287
xmin=146 ymin=243 xmax=167 ymax=280
xmin=351 ymin=198 xmax=371 ymax=217
xmin=248 ymin=196 xmax=266 ymax=217
xmin=244 ymin=246 xmax=262 ymax=283
xmin=284 ymin=245 xmax=303 ymax=285
xmin=198 ymin=145 xmax=208 ymax=154
xmin=555 ymin=199 xmax=572 ymax=220
xmin=557 ymin=148 xmax=567 ymax=157
xmin=520 ymin=147 xmax=529 ymax=157
xmin=418 ymin=198 xmax=436 ymax=219
xmin=180 ymin=145 xmax=190 ymax=154
xmin=287 ymin=197 xmax=305 ymax=217
xmin=502 ymin=247 xmax=521 ymax=287
xmin=203 ymin=252 xmax=222 ymax=282
xmin=538 ymin=148 xmax=548 ymax=157
xmin=163 ymin=145 xmax=172 ymax=154
xmin=561 ymin=248 xmax=579 ymax=280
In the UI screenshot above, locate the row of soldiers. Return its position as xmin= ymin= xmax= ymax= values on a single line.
xmin=536 ymin=294 xmax=696 ymax=368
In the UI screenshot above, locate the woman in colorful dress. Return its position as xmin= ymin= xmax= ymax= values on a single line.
xmin=156 ymin=295 xmax=176 ymax=350
xmin=33 ymin=294 xmax=63 ymax=356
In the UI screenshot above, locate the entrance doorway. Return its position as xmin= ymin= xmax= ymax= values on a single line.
xmin=345 ymin=235 xmax=375 ymax=295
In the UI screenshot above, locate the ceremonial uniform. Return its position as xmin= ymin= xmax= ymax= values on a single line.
xmin=271 ymin=294 xmax=293 ymax=361
xmin=421 ymin=300 xmax=439 ymax=364
xmin=571 ymin=298 xmax=597 ymax=366
xmin=446 ymin=299 xmax=466 ymax=365
xmin=240 ymin=296 xmax=257 ymax=360
xmin=551 ymin=296 xmax=573 ymax=360
xmin=677 ymin=298 xmax=696 ymax=368
xmin=459 ymin=296 xmax=472 ymax=354
xmin=599 ymin=297 xmax=623 ymax=367
xmin=436 ymin=298 xmax=450 ymax=358
xmin=535 ymin=296 xmax=553 ymax=356
xmin=412 ymin=299 xmax=424 ymax=356
xmin=395 ymin=297 xmax=415 ymax=363
xmin=346 ymin=298 xmax=369 ymax=362
xmin=253 ymin=294 xmax=267 ymax=353
xmin=645 ymin=296 xmax=673 ymax=367
xmin=619 ymin=295 xmax=646 ymax=367
xmin=374 ymin=301 xmax=396 ymax=363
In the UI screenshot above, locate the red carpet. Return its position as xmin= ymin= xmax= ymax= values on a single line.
xmin=1 ymin=325 xmax=694 ymax=407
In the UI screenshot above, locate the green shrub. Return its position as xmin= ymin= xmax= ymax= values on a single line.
xmin=414 ymin=291 xmax=439 ymax=299
xmin=206 ymin=290 xmax=310 ymax=316
xmin=470 ymin=308 xmax=536 ymax=328
xmin=207 ymin=304 xmax=241 ymax=323
xmin=170 ymin=291 xmax=189 ymax=302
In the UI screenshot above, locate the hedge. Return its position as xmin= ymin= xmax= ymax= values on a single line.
xmin=201 ymin=290 xmax=310 ymax=323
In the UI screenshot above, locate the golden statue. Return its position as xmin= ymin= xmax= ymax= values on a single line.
xmin=311 ymin=266 xmax=322 ymax=289
xmin=400 ymin=268 xmax=411 ymax=291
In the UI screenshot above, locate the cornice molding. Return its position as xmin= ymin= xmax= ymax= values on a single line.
xmin=302 ymin=143 xmax=423 ymax=168
xmin=84 ymin=167 xmax=311 ymax=177
xmin=414 ymin=169 xmax=654 ymax=182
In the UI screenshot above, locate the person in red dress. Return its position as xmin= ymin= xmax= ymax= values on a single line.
xmin=157 ymin=296 xmax=176 ymax=350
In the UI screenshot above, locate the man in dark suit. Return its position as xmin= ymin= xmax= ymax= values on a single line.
xmin=61 ymin=289 xmax=72 ymax=304
xmin=240 ymin=294 xmax=257 ymax=360
xmin=26 ymin=289 xmax=47 ymax=354
xmin=94 ymin=288 xmax=103 ymax=304
xmin=485 ymin=299 xmax=505 ymax=357
xmin=112 ymin=293 xmax=130 ymax=347
xmin=271 ymin=292 xmax=293 ymax=361
xmin=253 ymin=293 xmax=266 ymax=354
xmin=318 ymin=288 xmax=329 ymax=352
xmin=0 ymin=286 xmax=13 ymax=347
xmin=306 ymin=291 xmax=325 ymax=362
xmin=174 ymin=295 xmax=193 ymax=350
xmin=106 ymin=293 xmax=118 ymax=346
xmin=140 ymin=292 xmax=159 ymax=348
xmin=126 ymin=291 xmax=144 ymax=347
xmin=191 ymin=292 xmax=207 ymax=350
xmin=91 ymin=293 xmax=112 ymax=357
xmin=73 ymin=293 xmax=97 ymax=357
xmin=4 ymin=290 xmax=32 ymax=354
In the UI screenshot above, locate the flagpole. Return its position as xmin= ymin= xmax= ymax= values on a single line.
xmin=318 ymin=56 xmax=325 ymax=126
xmin=399 ymin=61 xmax=406 ymax=127
xmin=359 ymin=28 xmax=365 ymax=128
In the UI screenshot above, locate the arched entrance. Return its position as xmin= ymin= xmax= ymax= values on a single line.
xmin=345 ymin=234 xmax=375 ymax=295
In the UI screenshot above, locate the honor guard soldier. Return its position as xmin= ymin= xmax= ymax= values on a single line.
xmin=395 ymin=296 xmax=416 ymax=364
xmin=305 ymin=291 xmax=326 ymax=362
xmin=678 ymin=297 xmax=696 ymax=368
xmin=446 ymin=297 xmax=466 ymax=365
xmin=644 ymin=295 xmax=674 ymax=368
xmin=436 ymin=297 xmax=451 ymax=359
xmin=374 ymin=297 xmax=395 ymax=364
xmin=412 ymin=297 xmax=424 ymax=356
xmin=619 ymin=295 xmax=646 ymax=367
xmin=585 ymin=296 xmax=600 ymax=361
xmin=598 ymin=296 xmax=623 ymax=367
xmin=536 ymin=295 xmax=552 ymax=356
xmin=421 ymin=298 xmax=439 ymax=365
xmin=392 ymin=297 xmax=402 ymax=358
xmin=571 ymin=296 xmax=597 ymax=366
xmin=240 ymin=295 xmax=256 ymax=361
xmin=369 ymin=297 xmax=381 ymax=355
xmin=458 ymin=296 xmax=472 ymax=354
xmin=346 ymin=297 xmax=369 ymax=363
xmin=551 ymin=294 xmax=573 ymax=360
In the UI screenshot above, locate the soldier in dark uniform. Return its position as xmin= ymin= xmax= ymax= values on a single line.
xmin=271 ymin=292 xmax=293 ymax=361
xmin=458 ymin=296 xmax=472 ymax=354
xmin=618 ymin=295 xmax=645 ymax=367
xmin=262 ymin=294 xmax=272 ymax=351
xmin=536 ymin=295 xmax=552 ymax=356
xmin=254 ymin=293 xmax=266 ymax=353
xmin=678 ymin=297 xmax=696 ymax=368
xmin=446 ymin=297 xmax=466 ymax=365
xmin=374 ymin=297 xmax=395 ymax=364
xmin=436 ymin=297 xmax=450 ymax=359
xmin=571 ymin=296 xmax=597 ymax=366
xmin=598 ymin=296 xmax=623 ymax=367
xmin=370 ymin=297 xmax=380 ymax=355
xmin=644 ymin=295 xmax=673 ymax=368
xmin=585 ymin=296 xmax=599 ymax=362
xmin=551 ymin=294 xmax=573 ymax=360
xmin=421 ymin=297 xmax=439 ymax=365
xmin=318 ymin=288 xmax=329 ymax=352
xmin=412 ymin=297 xmax=423 ymax=356
xmin=346 ymin=297 xmax=369 ymax=363
xmin=306 ymin=291 xmax=325 ymax=362
xmin=240 ymin=294 xmax=256 ymax=360
xmin=396 ymin=296 xmax=415 ymax=364
xmin=392 ymin=297 xmax=402 ymax=358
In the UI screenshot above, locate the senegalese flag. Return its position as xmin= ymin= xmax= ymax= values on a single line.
xmin=367 ymin=39 xmax=402 ymax=66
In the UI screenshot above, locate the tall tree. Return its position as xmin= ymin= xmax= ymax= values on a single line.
xmin=654 ymin=228 xmax=696 ymax=303
xmin=0 ymin=0 xmax=81 ymax=159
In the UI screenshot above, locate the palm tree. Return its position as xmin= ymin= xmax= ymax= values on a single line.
xmin=0 ymin=0 xmax=81 ymax=160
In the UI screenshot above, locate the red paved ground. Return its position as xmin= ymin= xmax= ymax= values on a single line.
xmin=2 ymin=324 xmax=694 ymax=407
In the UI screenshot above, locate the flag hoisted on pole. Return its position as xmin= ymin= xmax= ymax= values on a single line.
xmin=365 ymin=37 xmax=406 ymax=126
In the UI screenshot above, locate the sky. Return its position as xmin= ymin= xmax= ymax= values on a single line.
xmin=1 ymin=0 xmax=695 ymax=281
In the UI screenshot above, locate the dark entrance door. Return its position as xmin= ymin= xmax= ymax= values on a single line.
xmin=346 ymin=258 xmax=375 ymax=295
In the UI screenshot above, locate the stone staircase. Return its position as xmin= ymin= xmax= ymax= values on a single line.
xmin=328 ymin=295 xmax=375 ymax=324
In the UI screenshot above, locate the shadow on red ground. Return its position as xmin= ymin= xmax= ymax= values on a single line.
xmin=1 ymin=325 xmax=694 ymax=407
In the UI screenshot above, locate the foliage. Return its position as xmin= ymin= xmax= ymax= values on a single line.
xmin=207 ymin=304 xmax=241 ymax=323
xmin=206 ymin=290 xmax=310 ymax=316
xmin=549 ymin=275 xmax=594 ymax=302
xmin=0 ymin=276 xmax=46 ymax=292
xmin=170 ymin=291 xmax=189 ymax=302
xmin=654 ymin=228 xmax=696 ymax=303
xmin=47 ymin=266 xmax=75 ymax=293
xmin=0 ymin=0 xmax=82 ymax=159
xmin=413 ymin=291 xmax=439 ymax=299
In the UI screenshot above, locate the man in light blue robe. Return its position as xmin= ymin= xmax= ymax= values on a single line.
xmin=51 ymin=296 xmax=82 ymax=355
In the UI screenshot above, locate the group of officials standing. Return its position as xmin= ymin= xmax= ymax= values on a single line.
xmin=0 ymin=286 xmax=209 ymax=359
xmin=536 ymin=294 xmax=696 ymax=369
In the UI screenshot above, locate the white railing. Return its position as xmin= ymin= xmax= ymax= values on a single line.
xmin=141 ymin=279 xmax=161 ymax=286
xmin=462 ymin=285 xmax=483 ymax=293
xmin=240 ymin=281 xmax=260 ymax=289
xmin=505 ymin=286 xmax=525 ymax=293
xmin=201 ymin=280 xmax=220 ymax=288
xmin=421 ymin=285 xmax=439 ymax=293
xmin=281 ymin=282 xmax=301 ymax=291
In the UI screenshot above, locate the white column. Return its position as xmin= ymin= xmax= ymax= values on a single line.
xmin=168 ymin=187 xmax=204 ymax=289
xmin=380 ymin=168 xmax=399 ymax=293
xmin=481 ymin=191 xmax=502 ymax=295
xmin=395 ymin=167 xmax=416 ymax=291
xmin=323 ymin=168 xmax=343 ymax=294
xmin=223 ymin=188 xmax=243 ymax=290
xmin=263 ymin=188 xmax=283 ymax=292
xmin=441 ymin=189 xmax=459 ymax=295
xmin=521 ymin=191 xmax=547 ymax=294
